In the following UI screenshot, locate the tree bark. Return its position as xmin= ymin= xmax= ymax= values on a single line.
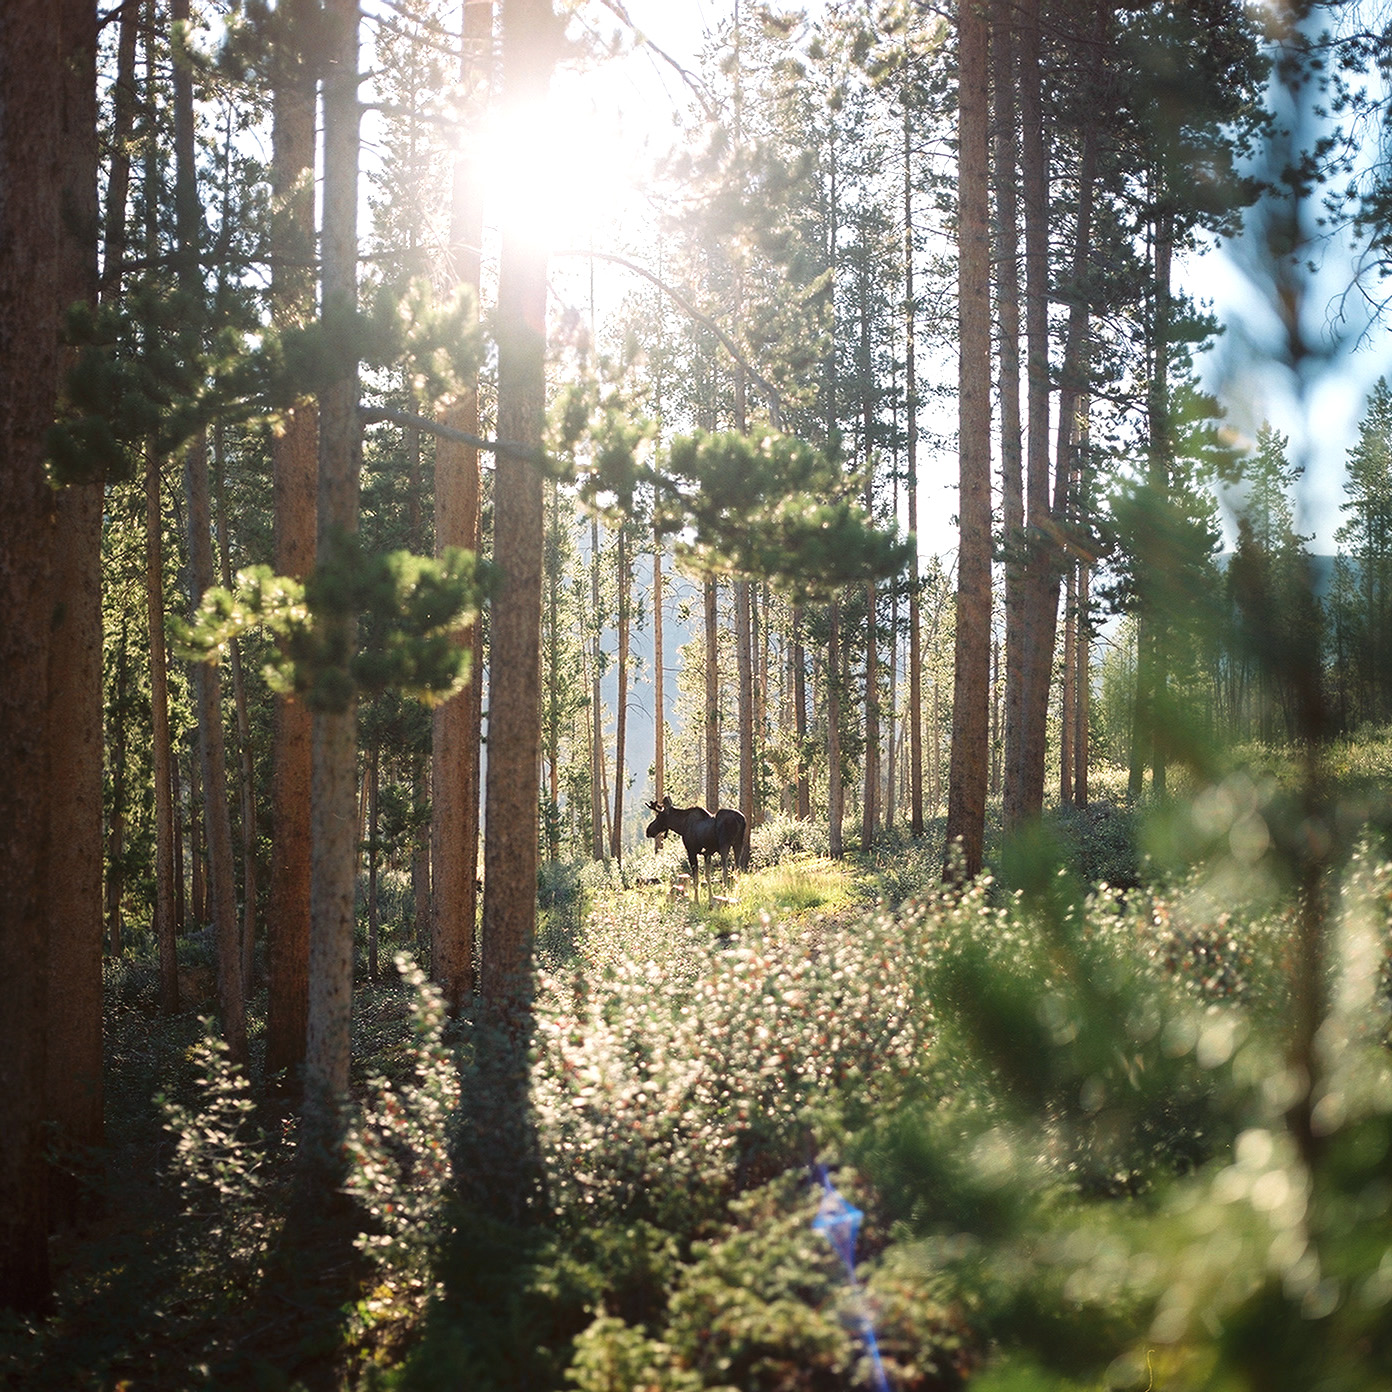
xmin=704 ymin=576 xmax=720 ymax=810
xmin=945 ymin=0 xmax=992 ymax=881
xmin=0 ymin=0 xmax=64 ymax=1313
xmin=903 ymin=91 xmax=924 ymax=836
xmin=480 ymin=0 xmax=556 ymax=1017
xmin=611 ymin=526 xmax=631 ymax=862
xmin=653 ymin=537 xmax=666 ymax=817
xmin=431 ymin=0 xmax=490 ymax=1010
xmin=303 ymin=0 xmax=363 ymax=1160
xmin=994 ymin=0 xmax=1027 ymax=834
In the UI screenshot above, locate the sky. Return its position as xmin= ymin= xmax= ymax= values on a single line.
xmin=546 ymin=1 xmax=1392 ymax=558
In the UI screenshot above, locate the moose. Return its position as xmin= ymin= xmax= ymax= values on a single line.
xmin=645 ymin=795 xmax=748 ymax=903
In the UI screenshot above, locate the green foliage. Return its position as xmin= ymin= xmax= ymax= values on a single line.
xmin=346 ymin=957 xmax=461 ymax=1309
xmin=159 ymin=1031 xmax=282 ymax=1291
xmin=657 ymin=430 xmax=914 ymax=596
xmin=174 ymin=540 xmax=493 ymax=712
xmin=572 ymin=1172 xmax=975 ymax=1392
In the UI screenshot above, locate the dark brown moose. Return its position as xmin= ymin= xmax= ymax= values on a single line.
xmin=645 ymin=795 xmax=748 ymax=903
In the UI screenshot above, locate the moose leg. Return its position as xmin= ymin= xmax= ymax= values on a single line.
xmin=687 ymin=847 xmax=700 ymax=901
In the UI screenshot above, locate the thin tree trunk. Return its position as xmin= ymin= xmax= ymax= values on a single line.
xmin=1061 ymin=563 xmax=1077 ymax=805
xmin=994 ymin=0 xmax=1027 ymax=833
xmin=215 ymin=423 xmax=260 ymax=992
xmin=904 ymin=89 xmax=924 ymax=837
xmin=107 ymin=625 xmax=129 ymax=955
xmin=175 ymin=0 xmax=245 ymax=1063
xmin=653 ymin=537 xmax=666 ymax=820
xmin=794 ymin=607 xmax=809 ymax=819
xmin=367 ymin=746 xmax=380 ymax=984
xmin=611 ymin=526 xmax=630 ymax=862
xmin=736 ymin=579 xmax=754 ymax=845
xmin=828 ymin=599 xmax=844 ymax=858
xmin=146 ymin=441 xmax=179 ymax=1010
xmin=704 ymin=577 xmax=720 ymax=810
xmin=591 ymin=518 xmax=607 ymax=858
xmin=1017 ymin=0 xmax=1056 ymax=830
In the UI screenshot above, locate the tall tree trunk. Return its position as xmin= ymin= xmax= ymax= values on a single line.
xmin=216 ymin=423 xmax=260 ymax=992
xmin=108 ymin=625 xmax=129 ymax=953
xmin=1016 ymin=0 xmax=1056 ymax=830
xmin=264 ymin=0 xmax=318 ymax=1081
xmin=175 ymin=0 xmax=245 ymax=1065
xmin=1075 ymin=553 xmax=1090 ymax=806
xmin=1061 ymin=562 xmax=1077 ymax=804
xmin=590 ymin=517 xmax=607 ymax=857
xmin=945 ymin=0 xmax=992 ymax=881
xmin=828 ymin=599 xmax=844 ymax=858
xmin=994 ymin=0 xmax=1027 ymax=833
xmin=653 ymin=536 xmax=666 ymax=819
xmin=611 ymin=526 xmax=630 ymax=862
xmin=367 ymin=745 xmax=380 ymax=984
xmin=704 ymin=577 xmax=720 ymax=810
xmin=0 ymin=0 xmax=67 ymax=1312
xmin=794 ymin=607 xmax=810 ymax=819
xmin=147 ymin=441 xmax=180 ymax=1011
xmin=903 ymin=91 xmax=924 ymax=837
xmin=43 ymin=0 xmax=104 ymax=1232
xmin=1132 ymin=205 xmax=1173 ymax=800
xmin=431 ymin=0 xmax=490 ymax=1011
xmin=480 ymin=0 xmax=556 ymax=1016
xmin=859 ymin=234 xmax=879 ymax=851
xmin=735 ymin=579 xmax=754 ymax=845
xmin=303 ymin=0 xmax=363 ymax=1160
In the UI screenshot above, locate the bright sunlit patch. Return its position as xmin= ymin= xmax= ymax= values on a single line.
xmin=473 ymin=67 xmax=658 ymax=259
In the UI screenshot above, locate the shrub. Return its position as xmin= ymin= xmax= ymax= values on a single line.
xmin=571 ymin=1171 xmax=976 ymax=1392
xmin=531 ymin=907 xmax=936 ymax=1242
xmin=346 ymin=955 xmax=461 ymax=1307
xmin=749 ymin=814 xmax=830 ymax=870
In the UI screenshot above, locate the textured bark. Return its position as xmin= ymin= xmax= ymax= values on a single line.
xmin=431 ymin=0 xmax=489 ymax=1011
xmin=944 ymin=0 xmax=992 ymax=881
xmin=993 ymin=0 xmax=1026 ymax=834
xmin=0 ymin=0 xmax=62 ymax=1313
xmin=480 ymin=0 xmax=556 ymax=1018
xmin=304 ymin=0 xmax=362 ymax=1155
xmin=265 ymin=0 xmax=318 ymax=1082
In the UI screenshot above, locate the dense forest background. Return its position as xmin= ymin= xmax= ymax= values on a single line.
xmin=9 ymin=0 xmax=1392 ymax=1388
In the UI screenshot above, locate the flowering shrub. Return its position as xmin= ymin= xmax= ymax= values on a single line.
xmin=531 ymin=905 xmax=935 ymax=1241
